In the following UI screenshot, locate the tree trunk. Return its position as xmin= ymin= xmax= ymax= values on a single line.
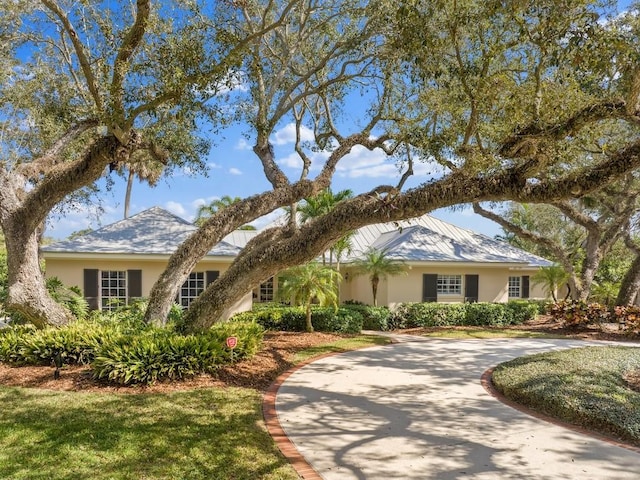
xmin=0 ymin=134 xmax=139 ymax=327
xmin=144 ymin=181 xmax=318 ymax=326
xmin=3 ymin=220 xmax=72 ymax=328
xmin=305 ymin=301 xmax=313 ymax=333
xmin=617 ymin=254 xmax=640 ymax=306
xmin=372 ymin=276 xmax=379 ymax=307
xmin=124 ymin=170 xmax=134 ymax=219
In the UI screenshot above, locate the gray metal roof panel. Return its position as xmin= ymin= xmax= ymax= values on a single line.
xmin=42 ymin=207 xmax=254 ymax=257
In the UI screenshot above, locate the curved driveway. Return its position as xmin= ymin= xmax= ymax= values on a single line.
xmin=274 ymin=336 xmax=640 ymax=479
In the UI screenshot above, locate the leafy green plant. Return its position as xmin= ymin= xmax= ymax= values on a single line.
xmin=92 ymin=321 xmax=264 ymax=385
xmin=341 ymin=304 xmax=390 ymax=331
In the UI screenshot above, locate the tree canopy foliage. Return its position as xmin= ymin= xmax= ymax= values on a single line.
xmin=3 ymin=0 xmax=640 ymax=330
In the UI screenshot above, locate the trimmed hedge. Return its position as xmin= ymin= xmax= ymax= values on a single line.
xmin=388 ymin=301 xmax=539 ymax=329
xmin=341 ymin=304 xmax=391 ymax=331
xmin=231 ymin=306 xmax=363 ymax=333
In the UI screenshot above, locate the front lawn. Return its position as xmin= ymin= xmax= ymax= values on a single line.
xmin=0 ymin=333 xmax=389 ymax=479
xmin=492 ymin=346 xmax=640 ymax=446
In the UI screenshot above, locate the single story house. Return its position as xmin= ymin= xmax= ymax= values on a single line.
xmin=42 ymin=207 xmax=550 ymax=317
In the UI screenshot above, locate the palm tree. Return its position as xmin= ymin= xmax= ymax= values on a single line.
xmin=352 ymin=248 xmax=407 ymax=306
xmin=532 ymin=264 xmax=570 ymax=302
xmin=297 ymin=188 xmax=353 ymax=265
xmin=277 ymin=262 xmax=342 ymax=332
xmin=195 ymin=196 xmax=256 ymax=229
xmin=122 ymin=154 xmax=164 ymax=219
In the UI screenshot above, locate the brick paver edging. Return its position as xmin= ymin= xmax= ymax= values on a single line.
xmin=481 ymin=367 xmax=640 ymax=454
xmin=262 ymin=352 xmax=337 ymax=480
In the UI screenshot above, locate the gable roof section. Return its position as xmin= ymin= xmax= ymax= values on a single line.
xmin=346 ymin=215 xmax=551 ymax=267
xmin=42 ymin=207 xmax=250 ymax=257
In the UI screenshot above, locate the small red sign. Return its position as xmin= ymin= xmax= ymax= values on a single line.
xmin=226 ymin=336 xmax=238 ymax=349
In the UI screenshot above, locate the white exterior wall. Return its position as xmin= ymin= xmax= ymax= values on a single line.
xmin=342 ymin=264 xmax=547 ymax=308
xmin=44 ymin=255 xmax=252 ymax=320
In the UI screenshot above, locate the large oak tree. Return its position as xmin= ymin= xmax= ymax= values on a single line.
xmin=3 ymin=0 xmax=640 ymax=331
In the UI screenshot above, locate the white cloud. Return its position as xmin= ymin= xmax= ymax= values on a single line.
xmin=229 ymin=167 xmax=242 ymax=175
xmin=235 ymin=138 xmax=253 ymax=151
xmin=335 ymin=146 xmax=442 ymax=179
xmin=191 ymin=197 xmax=219 ymax=209
xmin=207 ymin=162 xmax=222 ymax=170
xmin=277 ymin=150 xmax=330 ymax=170
xmin=165 ymin=201 xmax=187 ymax=217
xmin=271 ymin=123 xmax=315 ymax=146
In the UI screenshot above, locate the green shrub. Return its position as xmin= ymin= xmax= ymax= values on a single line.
xmin=0 ymin=320 xmax=127 ymax=366
xmin=389 ymin=303 xmax=467 ymax=329
xmin=504 ymin=301 xmax=540 ymax=324
xmin=341 ymin=304 xmax=390 ymax=331
xmin=92 ymin=321 xmax=264 ymax=385
xmin=549 ymin=301 xmax=609 ymax=327
xmin=388 ymin=301 xmax=541 ymax=329
xmin=464 ymin=303 xmax=509 ymax=326
xmin=231 ymin=306 xmax=363 ymax=333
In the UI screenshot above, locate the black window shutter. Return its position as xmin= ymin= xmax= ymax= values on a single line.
xmin=422 ymin=274 xmax=438 ymax=302
xmin=465 ymin=274 xmax=479 ymax=302
xmin=83 ymin=269 xmax=99 ymax=310
xmin=128 ymin=270 xmax=142 ymax=299
xmin=522 ymin=275 xmax=530 ymax=299
xmin=206 ymin=271 xmax=219 ymax=286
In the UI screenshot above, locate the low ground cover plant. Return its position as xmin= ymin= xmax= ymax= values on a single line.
xmin=492 ymin=346 xmax=640 ymax=446
xmin=0 ymin=313 xmax=264 ymax=385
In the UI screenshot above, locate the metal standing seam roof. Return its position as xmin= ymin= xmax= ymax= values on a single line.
xmin=42 ymin=206 xmax=550 ymax=267
xmin=41 ymin=206 xmax=255 ymax=257
xmin=343 ymin=215 xmax=551 ymax=267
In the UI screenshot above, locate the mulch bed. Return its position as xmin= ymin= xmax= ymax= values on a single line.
xmin=0 ymin=331 xmax=343 ymax=394
xmin=0 ymin=318 xmax=638 ymax=393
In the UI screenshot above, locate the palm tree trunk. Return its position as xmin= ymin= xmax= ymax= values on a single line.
xmin=305 ymin=301 xmax=313 ymax=332
xmin=124 ymin=170 xmax=134 ymax=219
xmin=372 ymin=276 xmax=379 ymax=307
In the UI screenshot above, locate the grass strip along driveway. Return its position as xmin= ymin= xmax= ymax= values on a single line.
xmin=0 ymin=334 xmax=389 ymax=480
xmin=492 ymin=345 xmax=640 ymax=447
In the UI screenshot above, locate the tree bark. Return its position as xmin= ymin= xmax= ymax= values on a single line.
xmin=3 ymin=219 xmax=71 ymax=327
xmin=144 ymin=181 xmax=319 ymax=325
xmin=372 ymin=276 xmax=379 ymax=307
xmin=617 ymin=254 xmax=640 ymax=306
xmin=0 ymin=133 xmax=140 ymax=327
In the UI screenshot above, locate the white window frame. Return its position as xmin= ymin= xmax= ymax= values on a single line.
xmin=258 ymin=277 xmax=274 ymax=303
xmin=437 ymin=275 xmax=462 ymax=295
xmin=100 ymin=270 xmax=127 ymax=311
xmin=508 ymin=276 xmax=522 ymax=298
xmin=179 ymin=272 xmax=206 ymax=308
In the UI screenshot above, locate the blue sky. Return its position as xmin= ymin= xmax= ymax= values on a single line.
xmin=44 ymin=0 xmax=635 ymax=241
xmin=46 ymin=119 xmax=491 ymax=240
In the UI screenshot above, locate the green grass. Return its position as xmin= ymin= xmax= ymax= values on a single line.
xmin=292 ymin=334 xmax=390 ymax=363
xmin=492 ymin=346 xmax=640 ymax=445
xmin=420 ymin=327 xmax=562 ymax=339
xmin=0 ymin=334 xmax=388 ymax=480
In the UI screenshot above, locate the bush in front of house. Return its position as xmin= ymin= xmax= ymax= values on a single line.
xmin=341 ymin=304 xmax=391 ymax=331
xmin=92 ymin=320 xmax=264 ymax=385
xmin=388 ymin=301 xmax=539 ymax=329
xmin=388 ymin=303 xmax=467 ymax=329
xmin=0 ymin=314 xmax=265 ymax=385
xmin=504 ymin=300 xmax=542 ymax=324
xmin=0 ymin=319 xmax=133 ymax=366
xmin=230 ymin=305 xmax=364 ymax=333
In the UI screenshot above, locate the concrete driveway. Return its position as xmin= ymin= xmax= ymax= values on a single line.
xmin=273 ymin=336 xmax=640 ymax=479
